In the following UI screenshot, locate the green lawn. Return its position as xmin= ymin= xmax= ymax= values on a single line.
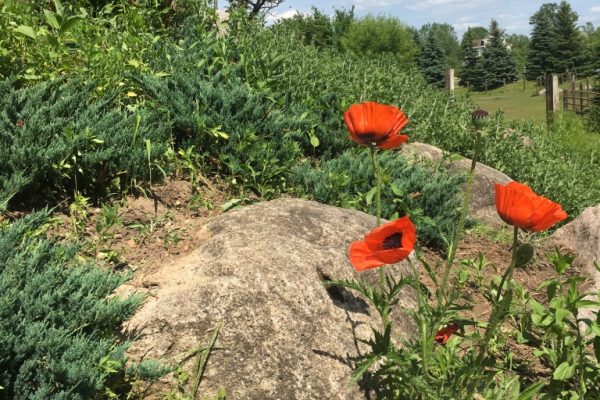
xmin=455 ymin=80 xmax=600 ymax=154
xmin=455 ymin=80 xmax=547 ymax=122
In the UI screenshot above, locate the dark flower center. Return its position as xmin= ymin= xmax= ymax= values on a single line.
xmin=382 ymin=233 xmax=403 ymax=250
xmin=359 ymin=132 xmax=390 ymax=144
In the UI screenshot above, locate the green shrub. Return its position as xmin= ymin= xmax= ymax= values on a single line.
xmin=290 ymin=149 xmax=467 ymax=248
xmin=0 ymin=211 xmax=142 ymax=399
xmin=340 ymin=15 xmax=418 ymax=65
xmin=587 ymin=104 xmax=600 ymax=133
xmin=0 ymin=78 xmax=170 ymax=209
xmin=136 ymin=72 xmax=324 ymax=197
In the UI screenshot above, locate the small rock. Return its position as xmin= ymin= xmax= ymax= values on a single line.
xmin=402 ymin=142 xmax=513 ymax=227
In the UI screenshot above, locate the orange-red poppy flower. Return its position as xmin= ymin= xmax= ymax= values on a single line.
xmin=349 ymin=216 xmax=416 ymax=271
xmin=495 ymin=182 xmax=567 ymax=232
xmin=435 ymin=324 xmax=459 ymax=345
xmin=343 ymin=101 xmax=409 ymax=149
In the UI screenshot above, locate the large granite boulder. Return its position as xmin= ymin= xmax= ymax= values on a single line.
xmin=124 ymin=199 xmax=417 ymax=399
xmin=551 ymin=205 xmax=600 ymax=303
xmin=402 ymin=142 xmax=512 ymax=227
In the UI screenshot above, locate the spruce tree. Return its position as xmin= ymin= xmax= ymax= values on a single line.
xmin=419 ymin=23 xmax=461 ymax=69
xmin=527 ymin=3 xmax=559 ymax=80
xmin=475 ymin=20 xmax=517 ymax=90
xmin=418 ymin=31 xmax=447 ymax=88
xmin=554 ymin=1 xmax=584 ymax=74
xmin=459 ymin=28 xmax=482 ymax=88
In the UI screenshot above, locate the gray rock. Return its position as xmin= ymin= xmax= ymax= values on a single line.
xmin=124 ymin=199 xmax=417 ymax=399
xmin=402 ymin=142 xmax=513 ymax=227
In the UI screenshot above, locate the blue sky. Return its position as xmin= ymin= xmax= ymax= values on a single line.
xmin=225 ymin=0 xmax=600 ymax=38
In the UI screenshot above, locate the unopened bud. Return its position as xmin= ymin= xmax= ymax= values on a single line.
xmin=471 ymin=109 xmax=489 ymax=130
xmin=515 ymin=243 xmax=534 ymax=267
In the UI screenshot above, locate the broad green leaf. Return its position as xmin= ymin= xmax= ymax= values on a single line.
xmin=517 ymin=381 xmax=545 ymax=400
xmin=152 ymin=71 xmax=171 ymax=78
xmin=53 ymin=0 xmax=64 ymax=15
xmin=575 ymin=299 xmax=599 ymax=309
xmin=390 ymin=182 xmax=404 ymax=197
xmin=60 ymin=16 xmax=81 ymax=34
xmin=221 ymin=198 xmax=242 ymax=212
xmin=44 ymin=10 xmax=60 ymax=30
xmin=555 ymin=307 xmax=570 ymax=324
xmin=365 ymin=186 xmax=377 ymax=206
xmin=127 ymin=59 xmax=142 ymax=68
xmin=552 ymin=361 xmax=575 ymax=381
xmin=529 ymin=298 xmax=545 ymax=315
xmin=309 ymin=134 xmax=319 ymax=148
xmin=14 ymin=25 xmax=36 ymax=39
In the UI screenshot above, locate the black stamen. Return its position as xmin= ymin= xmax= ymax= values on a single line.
xmin=382 ymin=233 xmax=403 ymax=250
xmin=359 ymin=133 xmax=377 ymax=143
xmin=359 ymin=132 xmax=391 ymax=144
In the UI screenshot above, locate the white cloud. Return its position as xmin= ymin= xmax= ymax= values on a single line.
xmin=591 ymin=6 xmax=600 ymax=13
xmin=352 ymin=0 xmax=396 ymax=11
xmin=406 ymin=0 xmax=484 ymax=11
xmin=265 ymin=8 xmax=300 ymax=23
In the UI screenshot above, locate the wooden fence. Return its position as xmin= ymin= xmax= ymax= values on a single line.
xmin=562 ymin=79 xmax=599 ymax=115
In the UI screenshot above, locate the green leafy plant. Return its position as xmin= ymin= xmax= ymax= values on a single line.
xmin=526 ymin=251 xmax=600 ymax=399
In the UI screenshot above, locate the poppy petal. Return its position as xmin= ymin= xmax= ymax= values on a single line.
xmin=343 ymin=102 xmax=409 ymax=147
xmin=495 ymin=182 xmax=567 ymax=232
xmin=435 ymin=324 xmax=459 ymax=345
xmin=378 ymin=134 xmax=409 ymax=150
xmin=352 ymin=217 xmax=416 ymax=271
xmin=363 ymin=216 xmax=414 ymax=250
xmin=349 ymin=240 xmax=386 ymax=271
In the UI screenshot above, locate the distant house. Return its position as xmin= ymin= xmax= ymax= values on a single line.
xmin=472 ymin=36 xmax=512 ymax=56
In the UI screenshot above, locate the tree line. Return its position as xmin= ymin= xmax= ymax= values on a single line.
xmin=240 ymin=0 xmax=600 ymax=91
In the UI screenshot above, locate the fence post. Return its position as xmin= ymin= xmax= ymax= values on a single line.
xmin=444 ymin=69 xmax=455 ymax=92
xmin=545 ymin=74 xmax=559 ymax=126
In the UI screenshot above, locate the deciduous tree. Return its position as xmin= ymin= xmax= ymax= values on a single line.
xmin=228 ymin=0 xmax=285 ymax=17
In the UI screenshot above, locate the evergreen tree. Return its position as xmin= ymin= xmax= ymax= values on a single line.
xmin=475 ymin=20 xmax=517 ymax=90
xmin=418 ymin=31 xmax=447 ymax=88
xmin=419 ymin=23 xmax=461 ymax=69
xmin=459 ymin=28 xmax=481 ymax=88
xmin=527 ymin=3 xmax=559 ymax=80
xmin=553 ymin=1 xmax=584 ymax=74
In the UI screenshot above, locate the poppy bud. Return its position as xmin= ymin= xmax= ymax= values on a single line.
xmin=471 ymin=109 xmax=489 ymax=130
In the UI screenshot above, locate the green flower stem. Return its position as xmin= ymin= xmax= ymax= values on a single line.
xmin=369 ymin=146 xmax=382 ymax=226
xmin=440 ymin=130 xmax=481 ymax=300
xmin=493 ymin=226 xmax=519 ymax=307
xmin=369 ymin=146 xmax=387 ymax=312
xmin=466 ymin=226 xmax=518 ymax=396
xmin=475 ymin=226 xmax=519 ymax=363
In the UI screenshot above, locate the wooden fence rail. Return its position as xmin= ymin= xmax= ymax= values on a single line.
xmin=563 ymin=81 xmax=599 ymax=115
